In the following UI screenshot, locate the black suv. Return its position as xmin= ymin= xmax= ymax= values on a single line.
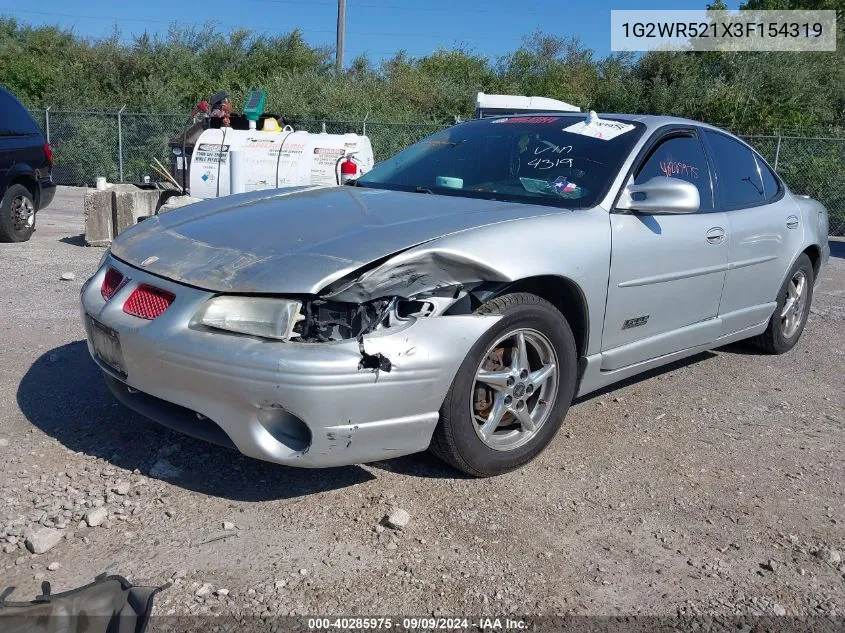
xmin=0 ymin=86 xmax=55 ymax=242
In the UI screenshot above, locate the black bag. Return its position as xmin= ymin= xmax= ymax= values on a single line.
xmin=0 ymin=574 xmax=168 ymax=633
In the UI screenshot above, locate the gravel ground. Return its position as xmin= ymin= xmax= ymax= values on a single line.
xmin=0 ymin=187 xmax=843 ymax=621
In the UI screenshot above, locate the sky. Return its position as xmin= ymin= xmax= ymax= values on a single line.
xmin=0 ymin=0 xmax=734 ymax=63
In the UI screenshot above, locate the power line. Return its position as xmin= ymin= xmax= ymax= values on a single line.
xmin=252 ymin=0 xmax=550 ymax=15
xmin=0 ymin=8 xmax=333 ymax=34
xmin=356 ymin=0 xmax=546 ymax=13
xmin=0 ymin=7 xmax=527 ymax=43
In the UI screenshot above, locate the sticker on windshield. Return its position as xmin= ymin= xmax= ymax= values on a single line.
xmin=518 ymin=177 xmax=581 ymax=197
xmin=563 ymin=111 xmax=634 ymax=141
xmin=552 ymin=176 xmax=577 ymax=194
xmin=492 ymin=116 xmax=561 ymax=124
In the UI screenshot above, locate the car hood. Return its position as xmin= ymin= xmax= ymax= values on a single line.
xmin=110 ymin=186 xmax=559 ymax=295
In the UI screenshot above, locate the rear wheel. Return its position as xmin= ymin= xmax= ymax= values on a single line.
xmin=0 ymin=184 xmax=37 ymax=242
xmin=430 ymin=292 xmax=578 ymax=477
xmin=751 ymin=253 xmax=814 ymax=354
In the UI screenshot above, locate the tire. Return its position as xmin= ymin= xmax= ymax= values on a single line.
xmin=430 ymin=292 xmax=578 ymax=477
xmin=0 ymin=184 xmax=37 ymax=242
xmin=750 ymin=253 xmax=814 ymax=354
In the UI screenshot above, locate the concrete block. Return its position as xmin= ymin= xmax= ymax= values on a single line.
xmin=84 ymin=188 xmax=113 ymax=247
xmin=112 ymin=188 xmax=165 ymax=236
xmin=158 ymin=195 xmax=202 ymax=214
xmin=85 ymin=184 xmax=172 ymax=246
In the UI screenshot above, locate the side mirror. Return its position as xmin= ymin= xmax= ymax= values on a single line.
xmin=616 ymin=176 xmax=700 ymax=214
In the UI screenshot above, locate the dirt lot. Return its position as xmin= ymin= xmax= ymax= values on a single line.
xmin=0 ymin=187 xmax=843 ymax=621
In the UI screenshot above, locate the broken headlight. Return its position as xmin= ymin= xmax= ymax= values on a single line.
xmin=296 ymin=299 xmax=387 ymax=342
xmin=198 ymin=296 xmax=303 ymax=340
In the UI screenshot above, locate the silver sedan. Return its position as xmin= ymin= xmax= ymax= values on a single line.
xmin=80 ymin=113 xmax=830 ymax=476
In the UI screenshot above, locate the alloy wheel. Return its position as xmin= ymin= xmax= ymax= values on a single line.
xmin=470 ymin=328 xmax=559 ymax=451
xmin=11 ymin=195 xmax=35 ymax=231
xmin=781 ymin=269 xmax=807 ymax=339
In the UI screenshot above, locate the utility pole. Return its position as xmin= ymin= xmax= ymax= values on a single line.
xmin=335 ymin=0 xmax=346 ymax=74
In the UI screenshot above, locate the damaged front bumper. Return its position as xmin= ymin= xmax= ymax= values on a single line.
xmin=80 ymin=256 xmax=500 ymax=467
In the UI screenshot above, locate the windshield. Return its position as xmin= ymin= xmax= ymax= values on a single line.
xmin=356 ymin=115 xmax=645 ymax=208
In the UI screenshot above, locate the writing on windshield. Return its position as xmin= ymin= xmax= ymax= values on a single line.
xmin=357 ymin=116 xmax=644 ymax=209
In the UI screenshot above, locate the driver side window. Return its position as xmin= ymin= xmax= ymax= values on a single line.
xmin=635 ymin=134 xmax=714 ymax=210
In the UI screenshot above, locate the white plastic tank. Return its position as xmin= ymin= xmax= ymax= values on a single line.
xmin=189 ymin=127 xmax=375 ymax=199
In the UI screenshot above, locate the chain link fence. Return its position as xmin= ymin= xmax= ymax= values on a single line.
xmin=29 ymin=108 xmax=845 ymax=235
xmin=35 ymin=109 xmax=186 ymax=186
xmin=741 ymin=134 xmax=845 ymax=236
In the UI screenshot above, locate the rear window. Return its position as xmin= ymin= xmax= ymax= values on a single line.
xmin=703 ymin=129 xmax=767 ymax=209
xmin=0 ymin=88 xmax=41 ymax=137
xmin=756 ymin=154 xmax=781 ymax=200
xmin=357 ymin=115 xmax=645 ymax=209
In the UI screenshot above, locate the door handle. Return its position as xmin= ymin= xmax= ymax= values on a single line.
xmin=705 ymin=227 xmax=726 ymax=245
xmin=786 ymin=215 xmax=799 ymax=229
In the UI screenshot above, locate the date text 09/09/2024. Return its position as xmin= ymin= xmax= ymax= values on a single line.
xmin=307 ymin=618 xmax=528 ymax=630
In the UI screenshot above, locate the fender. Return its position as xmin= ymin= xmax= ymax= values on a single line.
xmin=2 ymin=162 xmax=40 ymax=204
xmin=325 ymin=206 xmax=611 ymax=356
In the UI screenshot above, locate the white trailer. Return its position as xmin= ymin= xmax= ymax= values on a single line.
xmin=475 ymin=92 xmax=580 ymax=119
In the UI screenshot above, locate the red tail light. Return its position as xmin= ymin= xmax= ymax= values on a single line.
xmin=43 ymin=143 xmax=54 ymax=167
xmin=123 ymin=285 xmax=175 ymax=320
xmin=101 ymin=268 xmax=125 ymax=301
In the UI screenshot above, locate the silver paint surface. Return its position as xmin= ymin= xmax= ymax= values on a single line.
xmin=110 ymin=186 xmax=559 ymax=294
xmin=83 ymin=114 xmax=831 ymax=467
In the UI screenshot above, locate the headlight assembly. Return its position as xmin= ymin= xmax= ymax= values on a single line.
xmin=198 ymin=296 xmax=303 ymax=340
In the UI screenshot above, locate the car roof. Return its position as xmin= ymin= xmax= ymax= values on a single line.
xmin=483 ymin=111 xmax=727 ymax=135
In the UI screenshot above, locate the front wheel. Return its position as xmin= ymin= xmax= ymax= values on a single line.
xmin=430 ymin=292 xmax=578 ymax=477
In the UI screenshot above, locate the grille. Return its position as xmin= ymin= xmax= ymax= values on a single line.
xmin=123 ymin=284 xmax=175 ymax=320
xmin=100 ymin=268 xmax=125 ymax=301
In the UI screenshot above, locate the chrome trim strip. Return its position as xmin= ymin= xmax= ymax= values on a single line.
xmin=618 ymin=255 xmax=777 ymax=288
